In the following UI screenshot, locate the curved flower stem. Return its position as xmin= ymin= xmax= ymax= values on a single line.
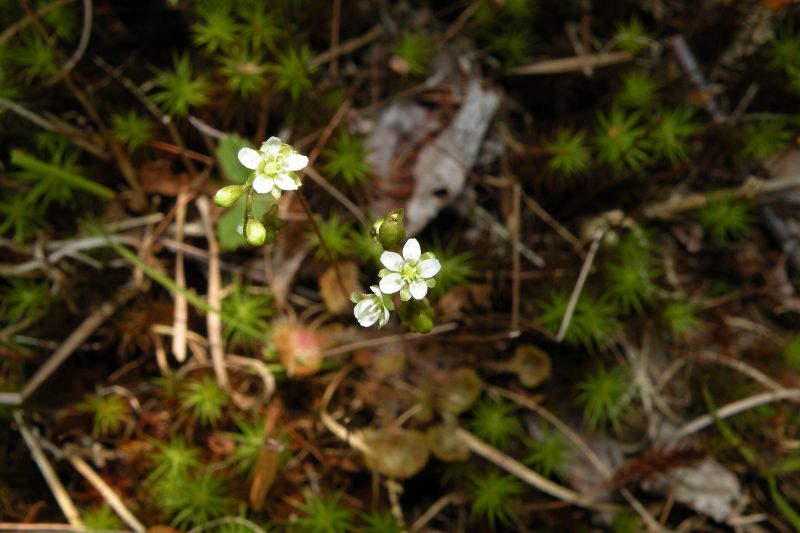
xmin=295 ymin=190 xmax=349 ymax=299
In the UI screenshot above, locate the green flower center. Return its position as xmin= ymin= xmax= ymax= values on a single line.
xmin=402 ymin=263 xmax=418 ymax=280
xmin=262 ymin=160 xmax=280 ymax=174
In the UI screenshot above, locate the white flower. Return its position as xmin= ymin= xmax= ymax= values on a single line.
xmin=351 ymin=286 xmax=394 ymax=328
xmin=378 ymin=238 xmax=441 ymax=301
xmin=238 ymin=136 xmax=308 ymax=199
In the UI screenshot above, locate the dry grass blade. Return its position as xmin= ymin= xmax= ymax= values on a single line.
xmin=508 ymin=51 xmax=632 ymax=76
xmin=64 ymin=450 xmax=146 ymax=532
xmin=12 ymin=412 xmax=84 ymax=528
xmin=196 ymin=196 xmax=228 ymax=388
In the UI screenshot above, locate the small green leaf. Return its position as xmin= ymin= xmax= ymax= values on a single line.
xmin=216 ymin=134 xmax=253 ymax=184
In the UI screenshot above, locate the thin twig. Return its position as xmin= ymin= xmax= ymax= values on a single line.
xmin=197 ymin=196 xmax=229 ymax=388
xmin=409 ymin=492 xmax=465 ymax=532
xmin=507 ymin=51 xmax=632 ymax=76
xmin=556 ymin=231 xmax=602 ymax=342
xmin=12 ymin=412 xmax=84 ymax=528
xmin=20 ymin=282 xmax=139 ymax=400
xmin=510 ymin=182 xmax=521 ymax=336
xmin=455 ymin=428 xmax=611 ymax=510
xmin=308 ymin=24 xmax=384 ymax=69
xmin=329 ymin=0 xmax=341 ymax=77
xmin=0 ymin=0 xmax=74 ymax=44
xmin=521 ymin=192 xmax=584 ymax=257
xmin=49 ymin=0 xmax=91 ymax=83
xmin=304 ymin=165 xmax=367 ymax=227
xmin=490 ymin=385 xmax=669 ymax=532
xmin=63 ymin=451 xmax=146 ymax=532
xmin=0 ymin=524 xmax=82 ymax=531
xmin=674 ymin=388 xmax=800 ymax=440
xmin=0 ymin=96 xmax=105 ymax=157
xmin=320 ymin=322 xmax=458 ymax=357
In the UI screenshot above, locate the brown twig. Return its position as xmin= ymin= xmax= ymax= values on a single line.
xmin=521 ymin=192 xmax=584 ymax=257
xmin=507 ymin=51 xmax=632 ymax=76
xmin=308 ymin=24 xmax=384 ymax=70
xmin=13 ymin=412 xmax=83 ymax=528
xmin=455 ymin=428 xmax=612 ymax=510
xmin=329 ymin=0 xmax=341 ymax=77
xmin=510 ymin=182 xmax=521 ymax=336
xmin=320 ymin=321 xmax=458 ymax=357
xmin=48 ymin=0 xmax=91 ymax=83
xmin=0 ymin=0 xmax=74 ymax=44
xmin=19 ymin=282 xmax=139 ymax=401
xmin=556 ymin=231 xmax=602 ymax=342
xmin=674 ymin=388 xmax=800 ymax=440
xmin=63 ymin=450 xmax=146 ymax=532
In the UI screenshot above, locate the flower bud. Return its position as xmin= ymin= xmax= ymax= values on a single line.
xmin=245 ymin=218 xmax=267 ymax=247
xmin=376 ymin=209 xmax=405 ymax=249
xmin=372 ymin=209 xmax=406 ymax=249
xmin=213 ymin=185 xmax=245 ymax=207
xmin=410 ymin=310 xmax=433 ymax=334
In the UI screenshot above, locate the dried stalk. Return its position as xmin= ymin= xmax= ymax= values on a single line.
xmin=64 ymin=451 xmax=145 ymax=532
xmin=13 ymin=412 xmax=83 ymax=528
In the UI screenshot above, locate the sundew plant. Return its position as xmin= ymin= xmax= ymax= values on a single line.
xmin=6 ymin=1 xmax=800 ymax=532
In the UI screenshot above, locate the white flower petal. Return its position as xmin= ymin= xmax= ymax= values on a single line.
xmin=410 ymin=279 xmax=428 ymax=300
xmin=417 ymin=258 xmax=441 ymax=278
xmin=275 ymin=173 xmax=299 ymax=191
xmin=357 ymin=310 xmax=381 ymax=327
xmin=380 ymin=251 xmax=405 ymax=271
xmin=270 ymin=187 xmax=282 ymax=199
xmin=379 ymin=273 xmax=404 ymax=294
xmin=262 ymin=137 xmax=282 ymax=157
xmin=370 ymin=285 xmax=382 ymax=297
xmin=283 ymin=153 xmax=308 ymax=171
xmin=403 ymin=238 xmax=421 ymax=263
xmin=252 ymin=175 xmax=274 ymax=193
xmin=355 ymin=299 xmax=380 ymax=326
xmin=237 ymin=147 xmax=261 ymax=170
xmin=380 ymin=307 xmax=390 ymax=327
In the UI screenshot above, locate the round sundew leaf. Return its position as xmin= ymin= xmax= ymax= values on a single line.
xmin=507 ymin=344 xmax=551 ymax=388
xmin=360 ymin=428 xmax=429 ymax=479
xmin=438 ymin=367 xmax=483 ymax=415
xmin=426 ymin=424 xmax=470 ymax=462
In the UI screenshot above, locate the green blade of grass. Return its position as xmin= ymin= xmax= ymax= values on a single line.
xmin=11 ymin=149 xmax=115 ymax=200
xmin=106 ymin=237 xmax=283 ymax=372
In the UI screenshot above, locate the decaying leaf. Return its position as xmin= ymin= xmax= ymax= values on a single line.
xmin=319 ymin=262 xmax=362 ymax=315
xmin=642 ymin=457 xmax=742 ymax=522
xmin=406 ymin=80 xmax=501 ymax=234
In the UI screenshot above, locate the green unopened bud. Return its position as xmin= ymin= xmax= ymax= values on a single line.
xmin=377 ymin=209 xmax=405 ymax=249
xmin=410 ymin=310 xmax=433 ymax=334
xmin=214 ymin=185 xmax=245 ymax=207
xmin=398 ymin=298 xmax=434 ymax=334
xmin=244 ymin=218 xmax=267 ymax=247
